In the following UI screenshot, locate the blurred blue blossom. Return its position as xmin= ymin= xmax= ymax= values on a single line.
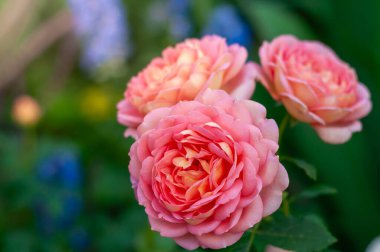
xmin=148 ymin=0 xmax=192 ymax=41
xmin=67 ymin=0 xmax=130 ymax=72
xmin=203 ymin=4 xmax=253 ymax=48
xmin=168 ymin=0 xmax=193 ymax=40
xmin=34 ymin=150 xmax=83 ymax=235
xmin=37 ymin=151 xmax=81 ymax=188
xmin=69 ymin=227 xmax=90 ymax=251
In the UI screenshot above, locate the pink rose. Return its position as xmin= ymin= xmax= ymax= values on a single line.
xmin=129 ymin=89 xmax=289 ymax=250
xmin=257 ymin=35 xmax=372 ymax=144
xmin=118 ymin=35 xmax=257 ymax=138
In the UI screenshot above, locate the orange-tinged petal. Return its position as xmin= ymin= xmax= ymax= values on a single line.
xmin=312 ymin=106 xmax=350 ymax=124
xmin=199 ymin=159 xmax=211 ymax=174
xmin=280 ymin=93 xmax=325 ymax=124
xmin=172 ymin=157 xmax=192 ymax=168
xmin=217 ymin=142 xmax=233 ymax=160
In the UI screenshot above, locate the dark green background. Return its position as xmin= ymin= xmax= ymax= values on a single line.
xmin=0 ymin=0 xmax=379 ymax=251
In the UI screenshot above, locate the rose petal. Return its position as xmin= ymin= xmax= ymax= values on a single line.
xmin=312 ymin=106 xmax=350 ymax=124
xmin=259 ymin=154 xmax=280 ymax=187
xmin=214 ymin=196 xmax=240 ymax=221
xmin=138 ymin=107 xmax=172 ymax=135
xmin=225 ymin=62 xmax=257 ymax=100
xmin=259 ymin=119 xmax=279 ymax=143
xmin=216 ymin=180 xmax=243 ymax=205
xmin=241 ymin=157 xmax=259 ymax=196
xmin=230 ymin=196 xmax=263 ymax=232
xmin=223 ymin=44 xmax=248 ymax=82
xmin=274 ymin=64 xmax=292 ymax=95
xmin=149 ymin=217 xmax=187 ymax=238
xmin=280 ymin=93 xmax=325 ymax=124
xmin=344 ymin=84 xmax=372 ymax=122
xmin=313 ymin=121 xmax=362 ymax=144
xmin=196 ymin=88 xmax=232 ymax=106
xmin=265 ymin=245 xmax=293 ymax=252
xmin=262 ymin=164 xmax=289 ymax=217
xmin=174 ymin=234 xmax=200 ymax=250
xmin=187 ymin=219 xmax=221 ymax=236
xmin=198 ymin=232 xmax=244 ymax=249
xmin=241 ymin=100 xmax=267 ymax=125
xmin=288 ymin=77 xmax=319 ymax=106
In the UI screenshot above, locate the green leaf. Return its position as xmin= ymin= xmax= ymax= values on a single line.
xmin=281 ymin=156 xmax=317 ymax=180
xmin=237 ymin=0 xmax=316 ymax=40
xmin=294 ymin=184 xmax=337 ymax=201
xmin=3 ymin=230 xmax=36 ymax=252
xmin=256 ymin=216 xmax=337 ymax=252
xmin=90 ymin=166 xmax=134 ymax=206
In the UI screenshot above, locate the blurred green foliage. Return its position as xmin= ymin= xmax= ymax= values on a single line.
xmin=0 ymin=0 xmax=379 ymax=251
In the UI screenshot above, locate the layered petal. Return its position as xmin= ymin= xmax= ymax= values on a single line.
xmin=313 ymin=121 xmax=362 ymax=144
xmin=128 ymin=89 xmax=288 ymax=250
xmin=117 ymin=35 xmax=256 ymax=136
xmin=257 ymin=35 xmax=372 ymax=144
xmin=197 ymin=232 xmax=244 ymax=249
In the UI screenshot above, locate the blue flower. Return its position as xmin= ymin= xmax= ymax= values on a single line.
xmin=67 ymin=0 xmax=130 ymax=72
xmin=34 ymin=149 xmax=83 ymax=235
xmin=168 ymin=0 xmax=193 ymax=40
xmin=34 ymin=192 xmax=82 ymax=234
xmin=36 ymin=150 xmax=81 ymax=189
xmin=148 ymin=0 xmax=193 ymax=41
xmin=203 ymin=4 xmax=253 ymax=48
xmin=69 ymin=227 xmax=90 ymax=251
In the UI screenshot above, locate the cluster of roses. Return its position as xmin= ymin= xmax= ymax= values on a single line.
xmin=117 ymin=35 xmax=371 ymax=250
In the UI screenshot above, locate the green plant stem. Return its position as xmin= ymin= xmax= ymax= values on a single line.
xmin=247 ymin=223 xmax=261 ymax=252
xmin=283 ymin=198 xmax=290 ymax=217
xmin=278 ymin=114 xmax=290 ymax=146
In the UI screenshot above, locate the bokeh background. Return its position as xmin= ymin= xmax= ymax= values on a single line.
xmin=0 ymin=0 xmax=379 ymax=251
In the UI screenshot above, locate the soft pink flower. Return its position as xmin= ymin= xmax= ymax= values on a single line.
xmin=265 ymin=245 xmax=293 ymax=252
xmin=128 ymin=89 xmax=289 ymax=250
xmin=257 ymin=35 xmax=372 ymax=144
xmin=118 ymin=35 xmax=257 ymax=138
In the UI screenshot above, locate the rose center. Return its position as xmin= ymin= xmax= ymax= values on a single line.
xmin=155 ymin=123 xmax=235 ymax=204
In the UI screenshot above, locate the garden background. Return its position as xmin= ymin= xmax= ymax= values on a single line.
xmin=0 ymin=0 xmax=379 ymax=251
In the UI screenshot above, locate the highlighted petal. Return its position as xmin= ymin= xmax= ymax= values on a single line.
xmin=198 ymin=232 xmax=244 ymax=249
xmin=174 ymin=234 xmax=200 ymax=250
xmin=280 ymin=93 xmax=325 ymax=124
xmin=230 ymin=197 xmax=263 ymax=232
xmin=344 ymin=84 xmax=372 ymax=122
xmin=288 ymin=77 xmax=319 ymax=106
xmin=313 ymin=121 xmax=362 ymax=144
xmin=225 ymin=62 xmax=257 ymax=100
xmin=187 ymin=219 xmax=221 ymax=236
xmin=138 ymin=107 xmax=171 ymax=135
xmin=259 ymin=119 xmax=279 ymax=143
xmin=261 ymin=165 xmax=289 ymax=216
xmin=241 ymin=100 xmax=267 ymax=125
xmin=259 ymin=154 xmax=280 ymax=187
xmin=274 ymin=65 xmax=292 ymax=95
xmin=313 ymin=106 xmax=350 ymax=124
xmin=223 ymin=44 xmax=248 ymax=83
xmin=149 ymin=217 xmax=187 ymax=238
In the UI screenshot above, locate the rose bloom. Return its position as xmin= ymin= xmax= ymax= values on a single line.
xmin=257 ymin=35 xmax=372 ymax=144
xmin=129 ymin=89 xmax=289 ymax=250
xmin=118 ymin=35 xmax=257 ymax=138
xmin=12 ymin=95 xmax=42 ymax=127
